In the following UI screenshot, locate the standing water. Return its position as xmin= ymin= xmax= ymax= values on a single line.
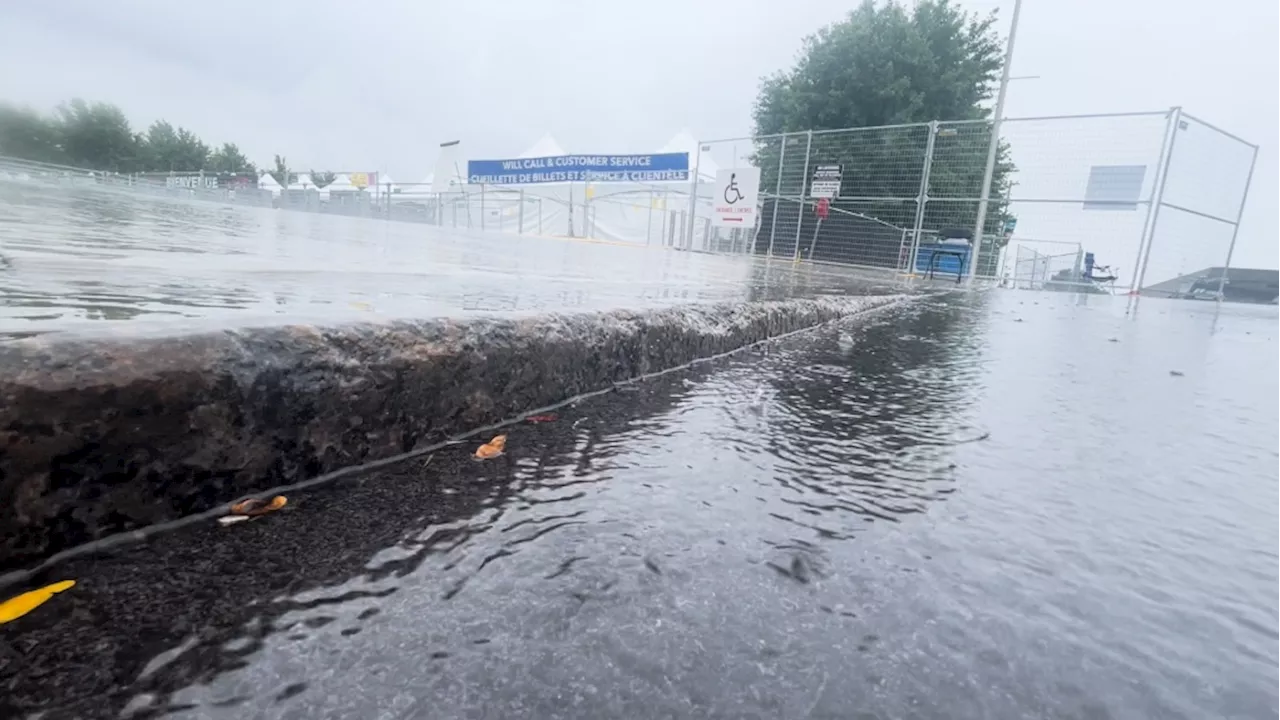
xmin=0 ymin=181 xmax=893 ymax=339
xmin=1 ymin=291 xmax=1275 ymax=719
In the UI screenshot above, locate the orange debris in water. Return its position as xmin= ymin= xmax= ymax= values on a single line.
xmin=474 ymin=434 xmax=508 ymax=459
xmin=230 ymin=495 xmax=288 ymax=517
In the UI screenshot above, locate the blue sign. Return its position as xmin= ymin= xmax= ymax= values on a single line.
xmin=467 ymin=153 xmax=689 ymax=185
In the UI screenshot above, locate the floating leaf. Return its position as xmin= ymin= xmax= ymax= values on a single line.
xmin=230 ymin=495 xmax=288 ymax=517
xmin=526 ymin=414 xmax=558 ymax=424
xmin=0 ymin=580 xmax=76 ymax=625
xmin=474 ymin=434 xmax=507 ymax=460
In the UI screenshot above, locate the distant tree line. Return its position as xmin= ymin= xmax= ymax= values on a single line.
xmin=0 ymin=99 xmax=328 ymax=182
xmin=0 ymin=98 xmax=256 ymax=175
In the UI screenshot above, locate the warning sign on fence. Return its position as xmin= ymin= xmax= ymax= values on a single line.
xmin=810 ymin=164 xmax=843 ymax=199
xmin=712 ymin=167 xmax=761 ymax=227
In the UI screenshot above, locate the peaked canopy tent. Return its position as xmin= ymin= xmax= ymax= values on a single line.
xmin=258 ymin=172 xmax=283 ymax=196
xmin=374 ymin=172 xmax=397 ymax=195
xmin=393 ymin=172 xmax=463 ymax=199
xmin=394 ymin=173 xmax=436 ymax=198
xmin=660 ymin=129 xmax=719 ymax=182
xmin=519 ymin=133 xmax=569 ymax=159
xmin=288 ymin=172 xmax=317 ymax=191
xmin=319 ymin=173 xmax=357 ymax=199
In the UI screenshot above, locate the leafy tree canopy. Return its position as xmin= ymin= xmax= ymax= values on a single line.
xmin=750 ymin=0 xmax=1014 ymax=263
xmin=753 ymin=0 xmax=1003 ymax=135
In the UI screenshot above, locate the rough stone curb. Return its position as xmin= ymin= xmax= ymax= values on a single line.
xmin=0 ymin=294 xmax=906 ymax=571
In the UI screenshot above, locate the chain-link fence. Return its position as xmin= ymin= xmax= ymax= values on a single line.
xmin=691 ymin=108 xmax=1257 ymax=293
xmin=1009 ymin=240 xmax=1085 ymax=290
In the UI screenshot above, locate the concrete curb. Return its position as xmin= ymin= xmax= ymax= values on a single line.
xmin=0 ymin=294 xmax=907 ymax=571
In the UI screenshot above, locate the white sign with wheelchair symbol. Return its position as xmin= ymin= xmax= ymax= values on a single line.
xmin=711 ymin=167 xmax=761 ymax=227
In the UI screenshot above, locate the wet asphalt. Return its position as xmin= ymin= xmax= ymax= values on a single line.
xmin=1 ymin=293 xmax=1277 ymax=720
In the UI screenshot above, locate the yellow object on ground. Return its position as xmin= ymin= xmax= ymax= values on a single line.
xmin=0 ymin=580 xmax=76 ymax=625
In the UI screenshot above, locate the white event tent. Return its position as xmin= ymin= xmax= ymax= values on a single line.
xmin=319 ymin=172 xmax=357 ymax=199
xmin=288 ymin=172 xmax=316 ymax=191
xmin=257 ymin=172 xmax=282 ymax=197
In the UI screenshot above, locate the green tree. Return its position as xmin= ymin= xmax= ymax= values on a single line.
xmin=208 ymin=142 xmax=255 ymax=174
xmin=141 ymin=120 xmax=209 ymax=171
xmin=0 ymin=103 xmax=65 ymax=164
xmin=309 ymin=170 xmax=335 ymax=188
xmin=752 ymin=0 xmax=1014 ymax=260
xmin=270 ymin=154 xmax=289 ymax=185
xmin=0 ymin=98 xmax=316 ymax=191
xmin=56 ymin=99 xmax=142 ymax=172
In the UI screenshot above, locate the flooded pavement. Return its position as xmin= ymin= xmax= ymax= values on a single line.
xmin=0 ymin=181 xmax=892 ymax=340
xmin=2 ymin=292 xmax=1277 ymax=720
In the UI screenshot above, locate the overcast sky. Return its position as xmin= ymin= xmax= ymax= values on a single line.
xmin=1 ymin=0 xmax=1275 ymax=269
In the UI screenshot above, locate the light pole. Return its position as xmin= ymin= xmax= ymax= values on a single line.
xmin=967 ymin=0 xmax=1023 ymax=285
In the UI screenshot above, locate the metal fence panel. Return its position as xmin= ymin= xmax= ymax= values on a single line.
xmin=990 ymin=112 xmax=1170 ymax=290
xmin=1138 ymin=112 xmax=1259 ymax=294
xmin=692 ymin=109 xmax=1253 ymax=295
xmin=924 ymin=120 xmax=998 ymax=278
xmin=1010 ymin=240 xmax=1084 ymax=290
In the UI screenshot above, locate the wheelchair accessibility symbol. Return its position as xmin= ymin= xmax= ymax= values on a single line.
xmin=711 ymin=167 xmax=760 ymax=227
xmin=723 ymin=173 xmax=745 ymax=205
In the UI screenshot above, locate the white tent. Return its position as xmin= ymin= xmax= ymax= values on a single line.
xmin=519 ymin=133 xmax=568 ymax=158
xmin=257 ymin=172 xmax=282 ymax=196
xmin=288 ymin=172 xmax=316 ymax=191
xmin=319 ymin=173 xmax=357 ymax=199
xmin=363 ymin=172 xmax=395 ymax=201
xmin=660 ymin=129 xmax=717 ymax=181
xmin=396 ymin=173 xmax=434 ymax=197
xmin=393 ymin=173 xmax=433 ymax=197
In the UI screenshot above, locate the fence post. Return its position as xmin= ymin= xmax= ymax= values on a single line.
xmin=1127 ymin=107 xmax=1177 ymax=292
xmin=1135 ymin=106 xmax=1183 ymax=293
xmin=518 ymin=189 xmax=525 ymax=234
xmin=766 ymin=134 xmax=788 ymax=258
xmin=908 ymin=121 xmax=939 ymax=276
xmin=792 ymin=130 xmax=813 ymax=261
xmin=685 ymin=142 xmax=702 ymax=250
xmin=1215 ymin=143 xmax=1259 ymax=299
xmin=646 ymin=189 xmax=654 ymax=245
xmin=968 ymin=0 xmax=1022 ymax=284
